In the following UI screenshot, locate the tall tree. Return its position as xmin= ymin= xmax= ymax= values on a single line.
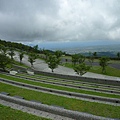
xmin=28 ymin=53 xmax=37 ymax=67
xmin=8 ymin=48 xmax=15 ymax=60
xmin=117 ymin=52 xmax=120 ymax=59
xmin=46 ymin=55 xmax=60 ymax=72
xmin=0 ymin=44 xmax=8 ymax=55
xmin=93 ymin=52 xmax=97 ymax=58
xmin=74 ymin=63 xmax=90 ymax=76
xmin=71 ymin=54 xmax=79 ymax=66
xmin=54 ymin=50 xmax=63 ymax=59
xmin=99 ymin=56 xmax=110 ymax=73
xmin=43 ymin=50 xmax=50 ymax=60
xmin=19 ymin=51 xmax=24 ymax=63
xmin=0 ymin=54 xmax=11 ymax=71
xmin=78 ymin=54 xmax=86 ymax=64
xmin=88 ymin=52 xmax=94 ymax=67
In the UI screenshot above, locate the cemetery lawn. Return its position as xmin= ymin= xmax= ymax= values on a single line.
xmin=0 ymin=104 xmax=50 ymax=120
xmin=62 ymin=63 xmax=120 ymax=77
xmin=0 ymin=74 xmax=120 ymax=99
xmin=0 ymin=82 xmax=120 ymax=119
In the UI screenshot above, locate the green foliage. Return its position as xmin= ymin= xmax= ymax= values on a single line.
xmin=28 ymin=53 xmax=38 ymax=67
xmin=93 ymin=52 xmax=97 ymax=58
xmin=78 ymin=54 xmax=86 ymax=64
xmin=99 ymin=56 xmax=110 ymax=73
xmin=54 ymin=50 xmax=63 ymax=58
xmin=117 ymin=52 xmax=120 ymax=59
xmin=88 ymin=52 xmax=95 ymax=67
xmin=19 ymin=51 xmax=24 ymax=63
xmin=46 ymin=55 xmax=60 ymax=72
xmin=71 ymin=54 xmax=80 ymax=65
xmin=43 ymin=50 xmax=51 ymax=60
xmin=0 ymin=54 xmax=11 ymax=71
xmin=8 ymin=48 xmax=15 ymax=60
xmin=74 ymin=63 xmax=90 ymax=76
xmin=0 ymin=44 xmax=8 ymax=55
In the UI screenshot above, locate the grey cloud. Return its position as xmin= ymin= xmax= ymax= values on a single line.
xmin=0 ymin=0 xmax=120 ymax=43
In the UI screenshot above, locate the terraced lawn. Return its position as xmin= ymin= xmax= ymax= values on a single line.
xmin=19 ymin=73 xmax=120 ymax=91
xmin=0 ymin=74 xmax=120 ymax=99
xmin=0 ymin=82 xmax=120 ymax=119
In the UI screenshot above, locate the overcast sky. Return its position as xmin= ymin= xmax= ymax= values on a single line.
xmin=0 ymin=0 xmax=120 ymax=48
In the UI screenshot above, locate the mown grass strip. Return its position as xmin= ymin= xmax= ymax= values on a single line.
xmin=0 ymin=104 xmax=50 ymax=120
xmin=0 ymin=82 xmax=120 ymax=119
xmin=0 ymin=74 xmax=120 ymax=99
xmin=18 ymin=73 xmax=120 ymax=91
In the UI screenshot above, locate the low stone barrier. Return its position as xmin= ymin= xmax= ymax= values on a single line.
xmin=34 ymin=70 xmax=120 ymax=86
xmin=12 ymin=64 xmax=120 ymax=86
xmin=0 ymin=94 xmax=115 ymax=120
xmin=1 ymin=78 xmax=120 ymax=105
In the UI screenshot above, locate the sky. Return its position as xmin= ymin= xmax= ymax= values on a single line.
xmin=0 ymin=0 xmax=120 ymax=49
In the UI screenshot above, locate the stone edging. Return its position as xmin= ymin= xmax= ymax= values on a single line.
xmin=0 ymin=78 xmax=120 ymax=105
xmin=13 ymin=65 xmax=120 ymax=86
xmin=0 ymin=94 xmax=114 ymax=120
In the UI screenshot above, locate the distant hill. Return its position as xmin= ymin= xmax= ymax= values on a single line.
xmin=55 ymin=44 xmax=120 ymax=57
xmin=0 ymin=39 xmax=53 ymax=54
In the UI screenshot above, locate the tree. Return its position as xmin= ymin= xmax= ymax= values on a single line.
xmin=88 ymin=52 xmax=94 ymax=67
xmin=43 ymin=50 xmax=50 ymax=60
xmin=117 ymin=52 xmax=120 ymax=59
xmin=28 ymin=53 xmax=37 ymax=67
xmin=19 ymin=51 xmax=24 ymax=63
xmin=78 ymin=54 xmax=86 ymax=64
xmin=46 ymin=55 xmax=60 ymax=72
xmin=99 ymin=56 xmax=110 ymax=73
xmin=54 ymin=50 xmax=63 ymax=59
xmin=33 ymin=45 xmax=38 ymax=50
xmin=71 ymin=54 xmax=79 ymax=66
xmin=8 ymin=48 xmax=15 ymax=60
xmin=74 ymin=63 xmax=90 ymax=76
xmin=93 ymin=52 xmax=97 ymax=58
xmin=0 ymin=44 xmax=8 ymax=55
xmin=0 ymin=54 xmax=11 ymax=71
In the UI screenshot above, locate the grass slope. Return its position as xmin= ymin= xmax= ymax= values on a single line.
xmin=63 ymin=63 xmax=120 ymax=77
xmin=0 ymin=82 xmax=120 ymax=119
xmin=0 ymin=74 xmax=120 ymax=99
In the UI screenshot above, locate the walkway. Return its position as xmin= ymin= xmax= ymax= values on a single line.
xmin=14 ymin=52 xmax=120 ymax=81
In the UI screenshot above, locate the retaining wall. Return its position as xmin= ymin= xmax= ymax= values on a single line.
xmin=13 ymin=65 xmax=120 ymax=86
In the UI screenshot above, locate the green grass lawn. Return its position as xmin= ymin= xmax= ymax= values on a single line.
xmin=63 ymin=63 xmax=120 ymax=77
xmin=0 ymin=82 xmax=120 ymax=119
xmin=0 ymin=104 xmax=50 ymax=120
xmin=89 ymin=66 xmax=120 ymax=77
xmin=0 ymin=74 xmax=120 ymax=99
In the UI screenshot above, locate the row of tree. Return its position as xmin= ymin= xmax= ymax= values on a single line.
xmin=71 ymin=52 xmax=110 ymax=75
xmin=0 ymin=41 xmax=119 ymax=76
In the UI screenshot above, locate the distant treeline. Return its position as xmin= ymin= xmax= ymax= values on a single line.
xmin=0 ymin=39 xmax=54 ymax=54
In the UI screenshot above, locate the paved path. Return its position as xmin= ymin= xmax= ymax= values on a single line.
xmin=14 ymin=52 xmax=120 ymax=81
